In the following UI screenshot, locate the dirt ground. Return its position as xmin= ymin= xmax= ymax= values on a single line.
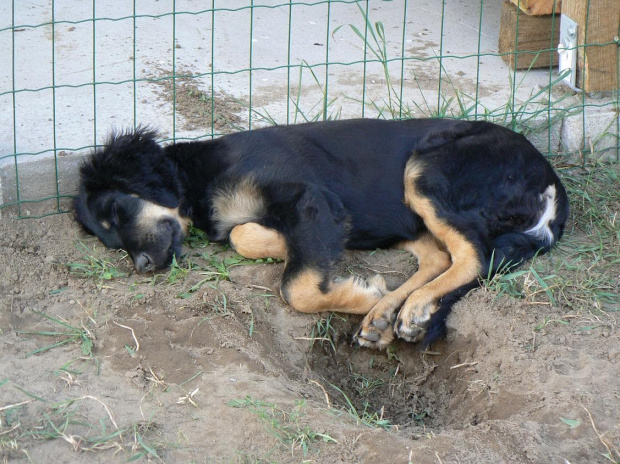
xmin=1 ymin=201 xmax=618 ymax=464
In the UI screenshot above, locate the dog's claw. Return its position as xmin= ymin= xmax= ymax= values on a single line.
xmin=394 ymin=298 xmax=435 ymax=343
xmin=394 ymin=321 xmax=427 ymax=343
xmin=357 ymin=330 xmax=381 ymax=343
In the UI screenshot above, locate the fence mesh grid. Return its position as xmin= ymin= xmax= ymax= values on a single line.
xmin=0 ymin=0 xmax=618 ymax=217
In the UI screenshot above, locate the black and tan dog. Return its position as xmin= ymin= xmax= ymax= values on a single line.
xmin=74 ymin=118 xmax=569 ymax=349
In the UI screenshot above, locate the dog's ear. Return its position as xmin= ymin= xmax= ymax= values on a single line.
xmin=78 ymin=127 xmax=181 ymax=208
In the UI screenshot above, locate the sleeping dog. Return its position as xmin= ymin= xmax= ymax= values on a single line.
xmin=74 ymin=118 xmax=569 ymax=349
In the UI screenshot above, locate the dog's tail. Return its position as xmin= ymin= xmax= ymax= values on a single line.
xmin=423 ymin=223 xmax=567 ymax=347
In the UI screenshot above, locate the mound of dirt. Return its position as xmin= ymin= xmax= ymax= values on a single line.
xmin=1 ymin=207 xmax=618 ymax=463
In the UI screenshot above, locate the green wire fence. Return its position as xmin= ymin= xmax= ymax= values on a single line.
xmin=0 ymin=0 xmax=618 ymax=217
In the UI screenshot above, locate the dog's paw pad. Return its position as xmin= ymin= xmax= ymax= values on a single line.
xmin=394 ymin=299 xmax=436 ymax=343
xmin=371 ymin=318 xmax=389 ymax=331
xmin=394 ymin=320 xmax=427 ymax=343
xmin=354 ymin=318 xmax=394 ymax=350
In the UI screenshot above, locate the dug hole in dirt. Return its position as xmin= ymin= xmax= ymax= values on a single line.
xmin=1 ymin=207 xmax=618 ymax=463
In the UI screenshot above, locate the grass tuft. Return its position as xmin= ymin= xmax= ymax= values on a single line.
xmin=307 ymin=313 xmax=347 ymax=353
xmin=333 ymin=4 xmax=579 ymax=144
xmin=64 ymin=240 xmax=127 ymax=284
xmin=228 ymin=396 xmax=337 ymax=457
xmin=327 ymin=383 xmax=393 ymax=431
xmin=17 ymin=311 xmax=95 ymax=358
xmin=1 ymin=393 xmax=165 ymax=460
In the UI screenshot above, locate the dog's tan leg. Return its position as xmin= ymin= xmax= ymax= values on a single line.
xmin=230 ymin=223 xmax=387 ymax=314
xmin=281 ymin=269 xmax=387 ymax=315
xmin=229 ymin=222 xmax=288 ymax=260
xmin=393 ymin=160 xmax=482 ymax=343
xmin=355 ymin=233 xmax=452 ymax=349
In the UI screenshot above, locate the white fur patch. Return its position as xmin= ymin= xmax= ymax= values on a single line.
xmin=211 ymin=179 xmax=266 ymax=239
xmin=525 ymin=184 xmax=557 ymax=245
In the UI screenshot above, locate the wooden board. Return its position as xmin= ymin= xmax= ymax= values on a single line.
xmin=510 ymin=0 xmax=562 ymax=16
xmin=562 ymin=0 xmax=620 ymax=92
xmin=499 ymin=1 xmax=560 ymax=70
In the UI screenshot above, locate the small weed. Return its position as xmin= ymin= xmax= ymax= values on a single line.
xmin=129 ymin=421 xmax=165 ymax=461
xmin=248 ymin=59 xmax=343 ymax=126
xmin=29 ymin=398 xmax=122 ymax=450
xmin=228 ymin=396 xmax=336 ymax=457
xmin=166 ymin=254 xmax=190 ymax=284
xmin=481 ymin=263 xmax=526 ymax=300
xmin=177 ymin=258 xmax=235 ymax=298
xmin=2 ymin=393 xmax=165 ymax=460
xmin=534 ymin=316 xmax=570 ymax=331
xmin=172 ymin=370 xmax=204 ymax=394
xmin=199 ymin=254 xmax=244 ymax=281
xmin=131 ymin=292 xmax=145 ymax=302
xmin=482 ymin=262 xmax=556 ymax=304
xmin=178 ymin=252 xmax=277 ymax=299
xmin=250 ymin=290 xmax=277 ymax=311
xmin=184 ymin=225 xmax=210 ymax=249
xmin=350 ymin=373 xmax=385 ymax=398
xmin=291 ymin=61 xmax=343 ymax=124
xmin=328 ymin=383 xmax=393 ymax=430
xmin=205 ymin=284 xmax=230 ymax=315
xmin=64 ymin=240 xmax=127 ymax=283
xmin=562 ymin=165 xmax=619 ymax=238
xmin=1 ymin=382 xmax=48 ymax=438
xmin=560 ymin=417 xmax=581 ymax=429
xmin=308 ymin=313 xmax=346 ymax=352
xmin=192 ymin=285 xmax=231 ymax=332
xmin=386 ymin=345 xmax=402 ymax=363
xmin=333 ymin=4 xmax=399 ymax=117
xmin=17 ymin=311 xmax=95 ymax=358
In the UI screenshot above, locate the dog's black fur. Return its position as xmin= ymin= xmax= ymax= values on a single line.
xmin=74 ymin=118 xmax=569 ymax=349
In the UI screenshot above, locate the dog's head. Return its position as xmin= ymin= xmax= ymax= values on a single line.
xmin=74 ymin=128 xmax=189 ymax=272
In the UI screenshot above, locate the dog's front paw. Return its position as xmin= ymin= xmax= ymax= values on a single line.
xmin=394 ymin=295 xmax=437 ymax=343
xmin=354 ymin=312 xmax=396 ymax=349
xmin=354 ymin=291 xmax=403 ymax=349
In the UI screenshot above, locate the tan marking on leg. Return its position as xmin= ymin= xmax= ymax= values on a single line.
xmin=394 ymin=159 xmax=481 ymax=342
xmin=355 ymin=233 xmax=452 ymax=349
xmin=212 ymin=178 xmax=266 ymax=239
xmin=404 ymin=178 xmax=480 ymax=296
xmin=367 ymin=274 xmax=389 ymax=296
xmin=282 ymin=269 xmax=385 ymax=315
xmin=393 ymin=235 xmax=453 ymax=292
xmin=229 ymin=223 xmax=288 ymax=260
xmin=363 ymin=235 xmax=452 ymax=316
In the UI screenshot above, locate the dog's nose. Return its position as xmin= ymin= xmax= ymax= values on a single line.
xmin=134 ymin=252 xmax=154 ymax=273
